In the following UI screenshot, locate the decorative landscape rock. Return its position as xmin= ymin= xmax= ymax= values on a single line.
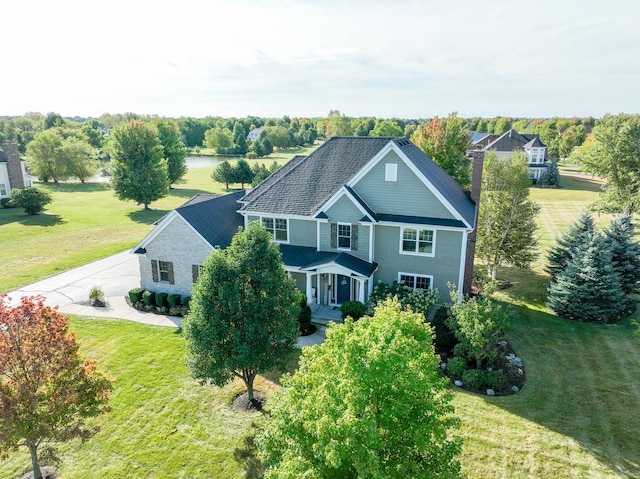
xmin=454 ymin=380 xmax=463 ymax=387
xmin=511 ymin=385 xmax=519 ymax=393
xmin=487 ymin=389 xmax=496 ymax=396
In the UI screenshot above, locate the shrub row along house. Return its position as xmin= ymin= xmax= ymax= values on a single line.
xmin=133 ymin=137 xmax=483 ymax=306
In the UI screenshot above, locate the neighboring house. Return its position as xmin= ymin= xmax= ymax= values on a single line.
xmin=0 ymin=143 xmax=33 ymax=198
xmin=247 ymin=126 xmax=264 ymax=142
xmin=471 ymin=129 xmax=548 ymax=180
xmin=133 ymin=137 xmax=483 ymax=305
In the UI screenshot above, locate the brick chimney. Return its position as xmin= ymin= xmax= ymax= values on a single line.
xmin=462 ymin=150 xmax=484 ymax=296
xmin=3 ymin=143 xmax=26 ymax=192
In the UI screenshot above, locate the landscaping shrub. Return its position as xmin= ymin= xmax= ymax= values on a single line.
xmin=142 ymin=290 xmax=155 ymax=306
xmin=167 ymin=294 xmax=181 ymax=308
xmin=473 ymin=268 xmax=499 ymax=295
xmin=447 ymin=356 xmax=468 ymax=377
xmin=429 ymin=305 xmax=458 ymax=349
xmin=155 ymin=292 xmax=169 ymax=308
xmin=89 ymin=286 xmax=104 ymax=304
xmin=181 ymin=296 xmax=191 ymax=308
xmin=462 ymin=369 xmax=487 ymax=389
xmin=484 ymin=369 xmax=506 ymax=389
xmin=11 ymin=186 xmax=53 ymax=215
xmin=128 ymin=288 xmax=144 ymax=304
xmin=0 ymin=197 xmax=15 ymax=208
xmin=366 ymin=280 xmax=439 ymax=319
xmin=297 ymin=292 xmax=312 ymax=332
xmin=340 ymin=300 xmax=366 ymax=320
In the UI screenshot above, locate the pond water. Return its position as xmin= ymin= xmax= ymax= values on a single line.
xmin=186 ymin=155 xmax=224 ymax=169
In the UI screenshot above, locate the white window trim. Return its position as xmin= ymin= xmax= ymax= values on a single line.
xmin=158 ymin=260 xmax=172 ymax=283
xmin=399 ymin=227 xmax=436 ymax=257
xmin=260 ymin=216 xmax=290 ymax=244
xmin=385 ymin=163 xmax=397 ymax=182
xmin=0 ymin=183 xmax=7 ymax=196
xmin=398 ymin=272 xmax=434 ymax=291
xmin=337 ymin=222 xmax=352 ymax=251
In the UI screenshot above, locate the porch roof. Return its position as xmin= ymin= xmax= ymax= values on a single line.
xmin=279 ymin=244 xmax=378 ymax=277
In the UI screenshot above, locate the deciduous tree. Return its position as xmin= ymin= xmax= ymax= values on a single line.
xmin=476 ymin=152 xmax=540 ymax=279
xmin=184 ymin=222 xmax=299 ymax=405
xmin=211 ymin=160 xmax=235 ymax=190
xmin=570 ymin=114 xmax=640 ymax=214
xmin=369 ymin=119 xmax=404 ymax=137
xmin=0 ymin=295 xmax=112 ymax=479
xmin=411 ymin=112 xmax=471 ymax=188
xmin=204 ymin=127 xmax=234 ymax=152
xmin=108 ymin=120 xmax=169 ymax=209
xmin=257 ymin=299 xmax=462 ymax=478
xmin=155 ymin=118 xmax=187 ymax=186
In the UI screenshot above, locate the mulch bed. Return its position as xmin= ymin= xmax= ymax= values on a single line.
xmin=300 ymin=324 xmax=318 ymax=336
xmin=232 ymin=391 xmax=267 ymax=412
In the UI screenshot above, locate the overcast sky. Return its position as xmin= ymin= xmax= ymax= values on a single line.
xmin=2 ymin=0 xmax=638 ymax=119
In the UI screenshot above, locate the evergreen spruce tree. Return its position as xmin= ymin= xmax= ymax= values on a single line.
xmin=547 ymin=231 xmax=628 ymax=323
xmin=537 ymin=158 xmax=560 ymax=187
xmin=545 ymin=211 xmax=596 ymax=280
xmin=604 ymin=212 xmax=640 ymax=295
xmin=232 ymin=122 xmax=248 ymax=155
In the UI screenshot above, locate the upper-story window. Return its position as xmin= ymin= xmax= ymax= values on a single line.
xmin=0 ymin=184 xmax=6 ymax=196
xmin=262 ymin=217 xmax=288 ymax=242
xmin=337 ymin=222 xmax=351 ymax=250
xmin=400 ymin=227 xmax=435 ymax=256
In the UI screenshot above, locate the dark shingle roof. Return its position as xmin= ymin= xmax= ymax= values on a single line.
xmin=176 ymin=190 xmax=245 ymax=248
xmin=376 ymin=214 xmax=466 ymax=228
xmin=484 ymin=129 xmax=546 ymax=151
xmin=279 ymin=244 xmax=378 ymax=277
xmin=240 ymin=137 xmax=395 ymax=216
xmin=240 ymin=137 xmax=477 ymax=227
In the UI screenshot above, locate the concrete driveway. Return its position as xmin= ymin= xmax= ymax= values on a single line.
xmin=5 ymin=251 xmax=327 ymax=344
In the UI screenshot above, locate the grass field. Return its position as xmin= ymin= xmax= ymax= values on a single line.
xmin=1 ymin=166 xmax=640 ymax=477
xmin=0 ymin=145 xmax=317 ymax=293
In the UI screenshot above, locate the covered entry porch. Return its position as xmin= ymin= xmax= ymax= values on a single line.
xmin=280 ymin=245 xmax=378 ymax=307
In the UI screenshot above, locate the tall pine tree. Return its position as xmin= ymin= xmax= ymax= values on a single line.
xmin=545 ymin=211 xmax=596 ymax=280
xmin=547 ymin=231 xmax=628 ymax=323
xmin=604 ymin=212 xmax=640 ymax=295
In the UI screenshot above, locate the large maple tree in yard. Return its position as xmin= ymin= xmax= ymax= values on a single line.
xmin=0 ymin=295 xmax=113 ymax=479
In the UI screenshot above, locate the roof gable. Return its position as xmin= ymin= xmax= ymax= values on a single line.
xmin=484 ymin=129 xmax=547 ymax=151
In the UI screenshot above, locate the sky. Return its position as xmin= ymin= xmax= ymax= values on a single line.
xmin=2 ymin=0 xmax=638 ymax=119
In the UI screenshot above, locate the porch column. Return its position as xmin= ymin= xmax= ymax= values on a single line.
xmin=368 ymin=275 xmax=374 ymax=296
xmin=358 ymin=278 xmax=365 ymax=303
xmin=306 ymin=273 xmax=313 ymax=304
xmin=316 ymin=273 xmax=321 ymax=304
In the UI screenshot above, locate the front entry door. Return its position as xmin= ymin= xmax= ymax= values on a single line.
xmin=336 ymin=274 xmax=350 ymax=304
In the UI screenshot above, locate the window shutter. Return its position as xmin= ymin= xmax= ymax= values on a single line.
xmin=330 ymin=222 xmax=337 ymax=248
xmin=151 ymin=260 xmax=159 ymax=283
xmin=352 ymin=225 xmax=358 ymax=250
xmin=192 ymin=265 xmax=200 ymax=283
xmin=168 ymin=262 xmax=175 ymax=285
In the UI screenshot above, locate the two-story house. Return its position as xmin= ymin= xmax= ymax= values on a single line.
xmin=0 ymin=143 xmax=33 ymax=199
xmin=471 ymin=129 xmax=547 ymax=180
xmin=133 ymin=137 xmax=482 ymax=306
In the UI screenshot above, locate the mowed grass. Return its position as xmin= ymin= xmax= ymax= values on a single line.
xmin=0 ymin=317 xmax=297 ymax=478
xmin=0 ymin=145 xmax=317 ymax=292
xmin=2 ymin=165 xmax=640 ymax=478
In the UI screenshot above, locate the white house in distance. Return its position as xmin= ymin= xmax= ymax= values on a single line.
xmin=247 ymin=126 xmax=264 ymax=142
xmin=0 ymin=143 xmax=33 ymax=198
xmin=472 ymin=129 xmax=548 ymax=180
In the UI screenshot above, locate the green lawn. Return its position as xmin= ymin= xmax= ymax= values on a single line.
xmin=0 ymin=146 xmax=317 ymax=292
xmin=2 ymin=168 xmax=640 ymax=477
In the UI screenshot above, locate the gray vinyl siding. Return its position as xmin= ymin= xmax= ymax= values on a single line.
xmin=373 ymin=224 xmax=463 ymax=301
xmin=289 ymin=218 xmax=316 ymax=247
xmin=290 ymin=271 xmax=307 ymax=293
xmin=139 ymin=216 xmax=214 ymax=296
xmin=353 ymin=150 xmax=456 ymax=220
xmin=320 ymin=196 xmax=370 ymax=261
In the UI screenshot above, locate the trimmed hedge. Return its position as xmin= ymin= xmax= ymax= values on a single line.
xmin=181 ymin=296 xmax=191 ymax=308
xmin=168 ymin=294 xmax=181 ymax=308
xmin=340 ymin=300 xmax=366 ymax=320
xmin=129 ymin=288 xmax=144 ymax=304
xmin=156 ymin=292 xmax=169 ymax=308
xmin=142 ymin=290 xmax=155 ymax=306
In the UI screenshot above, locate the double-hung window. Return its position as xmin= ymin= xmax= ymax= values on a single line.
xmin=399 ymin=273 xmax=432 ymax=291
xmin=0 ymin=184 xmax=6 ymax=196
xmin=262 ymin=217 xmax=288 ymax=242
xmin=158 ymin=261 xmax=172 ymax=282
xmin=401 ymin=227 xmax=434 ymax=255
xmin=337 ymin=222 xmax=351 ymax=250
